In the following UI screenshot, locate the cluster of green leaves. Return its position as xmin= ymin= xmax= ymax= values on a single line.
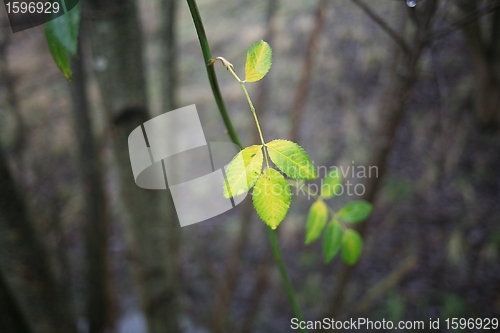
xmin=222 ymin=41 xmax=317 ymax=230
xmin=45 ymin=4 xmax=81 ymax=81
xmin=225 ymin=139 xmax=317 ymax=229
xmin=218 ymin=40 xmax=373 ymax=265
xmin=306 ymin=169 xmax=372 ymax=265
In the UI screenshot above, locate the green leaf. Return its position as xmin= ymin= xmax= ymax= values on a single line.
xmin=305 ymin=200 xmax=328 ymax=244
xmin=45 ymin=4 xmax=81 ymax=81
xmin=252 ymin=168 xmax=291 ymax=229
xmin=245 ymin=40 xmax=272 ymax=82
xmin=46 ymin=4 xmax=81 ymax=56
xmin=323 ymin=220 xmax=343 ymax=263
xmin=45 ymin=27 xmax=72 ymax=81
xmin=266 ymin=140 xmax=317 ymax=180
xmin=224 ymin=145 xmax=263 ymax=198
xmin=341 ymin=229 xmax=363 ymax=265
xmin=337 ymin=200 xmax=373 ymax=223
xmin=321 ymin=168 xmax=342 ymax=199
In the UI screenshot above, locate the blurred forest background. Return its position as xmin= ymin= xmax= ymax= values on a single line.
xmin=1 ymin=0 xmax=500 ymax=332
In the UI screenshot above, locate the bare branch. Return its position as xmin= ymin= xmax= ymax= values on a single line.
xmin=350 ymin=0 xmax=411 ymax=54
xmin=354 ymin=255 xmax=418 ymax=314
xmin=290 ymin=0 xmax=328 ymax=143
xmin=431 ymin=1 xmax=500 ymax=40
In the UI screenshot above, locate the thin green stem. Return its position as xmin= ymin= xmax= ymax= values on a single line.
xmin=186 ymin=0 xmax=305 ymax=328
xmin=209 ymin=58 xmax=270 ymax=166
xmin=227 ymin=64 xmax=243 ymax=82
xmin=186 ymin=0 xmax=242 ymax=149
xmin=267 ymin=226 xmax=306 ymax=333
xmin=224 ymin=63 xmax=270 ymax=167
xmin=239 ymin=82 xmax=270 ymax=167
xmin=336 ymin=218 xmax=348 ymax=231
xmin=239 ymin=84 xmax=263 ymax=143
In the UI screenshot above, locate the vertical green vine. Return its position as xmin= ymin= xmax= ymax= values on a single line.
xmin=185 ymin=0 xmax=242 ymax=149
xmin=186 ymin=1 xmax=373 ymax=330
xmin=186 ymin=2 xmax=306 ymax=330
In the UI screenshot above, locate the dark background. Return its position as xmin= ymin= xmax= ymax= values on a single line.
xmin=1 ymin=0 xmax=499 ymax=332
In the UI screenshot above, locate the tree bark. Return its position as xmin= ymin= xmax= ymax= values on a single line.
xmin=458 ymin=0 xmax=500 ymax=128
xmin=159 ymin=0 xmax=182 ymax=329
xmin=83 ymin=0 xmax=180 ymax=332
xmin=0 ymin=12 xmax=25 ymax=154
xmin=160 ymin=0 xmax=178 ymax=112
xmin=0 ymin=145 xmax=77 ymax=333
xmin=0 ymin=271 xmax=31 ymax=333
xmin=70 ymin=37 xmax=114 ymax=333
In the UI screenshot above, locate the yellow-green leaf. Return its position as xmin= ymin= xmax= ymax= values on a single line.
xmin=305 ymin=200 xmax=328 ymax=244
xmin=323 ymin=220 xmax=343 ymax=263
xmin=245 ymin=40 xmax=273 ymax=82
xmin=252 ymin=168 xmax=291 ymax=229
xmin=341 ymin=229 xmax=363 ymax=265
xmin=224 ymin=145 xmax=263 ymax=198
xmin=321 ymin=168 xmax=342 ymax=199
xmin=337 ymin=200 xmax=373 ymax=223
xmin=267 ymin=140 xmax=317 ymax=180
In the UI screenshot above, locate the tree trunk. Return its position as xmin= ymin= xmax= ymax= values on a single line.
xmin=0 ymin=145 xmax=77 ymax=333
xmin=70 ymin=37 xmax=114 ymax=333
xmin=458 ymin=0 xmax=500 ymax=128
xmin=0 ymin=271 xmax=31 ymax=333
xmin=160 ymin=0 xmax=178 ymax=112
xmin=83 ymin=0 xmax=180 ymax=332
xmin=0 ymin=11 xmax=25 ymax=154
xmin=159 ymin=0 xmax=182 ymax=329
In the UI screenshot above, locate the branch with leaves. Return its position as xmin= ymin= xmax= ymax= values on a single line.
xmin=293 ymin=170 xmax=372 ymax=265
xmin=212 ymin=41 xmax=317 ymax=230
xmin=199 ymin=38 xmax=305 ymax=328
xmin=44 ymin=0 xmax=375 ymax=326
xmin=211 ymin=41 xmax=373 ymax=266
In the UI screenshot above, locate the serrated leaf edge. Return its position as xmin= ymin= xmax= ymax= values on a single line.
xmin=266 ymin=139 xmax=317 ymax=180
xmin=223 ymin=145 xmax=263 ymax=198
xmin=252 ymin=168 xmax=291 ymax=229
xmin=245 ymin=40 xmax=273 ymax=82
